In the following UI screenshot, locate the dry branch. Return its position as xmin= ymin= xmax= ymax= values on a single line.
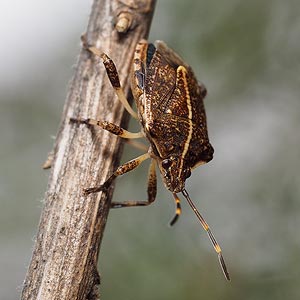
xmin=21 ymin=0 xmax=156 ymax=299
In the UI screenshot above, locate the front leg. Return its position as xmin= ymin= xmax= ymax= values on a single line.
xmin=87 ymin=46 xmax=138 ymax=119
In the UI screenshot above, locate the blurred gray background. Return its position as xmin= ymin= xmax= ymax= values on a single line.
xmin=1 ymin=0 xmax=300 ymax=299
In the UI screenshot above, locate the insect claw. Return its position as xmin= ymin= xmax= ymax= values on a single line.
xmin=84 ymin=179 xmax=112 ymax=195
xmin=83 ymin=188 xmax=92 ymax=196
xmin=70 ymin=117 xmax=89 ymax=125
xmin=69 ymin=117 xmax=78 ymax=124
xmin=83 ymin=186 xmax=103 ymax=195
xmin=111 ymin=203 xmax=123 ymax=208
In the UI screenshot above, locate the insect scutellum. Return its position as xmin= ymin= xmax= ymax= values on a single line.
xmin=70 ymin=39 xmax=230 ymax=281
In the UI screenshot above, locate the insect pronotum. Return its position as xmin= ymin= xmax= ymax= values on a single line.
xmin=71 ymin=39 xmax=230 ymax=281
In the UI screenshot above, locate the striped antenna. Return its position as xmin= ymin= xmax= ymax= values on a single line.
xmin=169 ymin=193 xmax=182 ymax=226
xmin=182 ymin=189 xmax=230 ymax=281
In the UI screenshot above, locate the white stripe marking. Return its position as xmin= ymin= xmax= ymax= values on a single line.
xmin=177 ymin=66 xmax=193 ymax=175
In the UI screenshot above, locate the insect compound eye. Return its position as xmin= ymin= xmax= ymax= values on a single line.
xmin=201 ymin=86 xmax=207 ymax=98
xmin=197 ymin=82 xmax=207 ymax=98
xmin=161 ymin=159 xmax=172 ymax=170
xmin=184 ymin=168 xmax=191 ymax=179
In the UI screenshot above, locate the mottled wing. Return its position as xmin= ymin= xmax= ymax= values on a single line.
xmin=150 ymin=41 xmax=208 ymax=125
xmin=143 ymin=44 xmax=177 ymax=121
xmin=149 ymin=41 xmax=213 ymax=165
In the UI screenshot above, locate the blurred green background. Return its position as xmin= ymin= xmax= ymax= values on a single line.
xmin=1 ymin=0 xmax=300 ymax=299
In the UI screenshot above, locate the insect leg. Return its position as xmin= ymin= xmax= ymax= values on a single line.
xmin=111 ymin=159 xmax=157 ymax=208
xmin=84 ymin=153 xmax=150 ymax=195
xmin=169 ymin=193 xmax=182 ymax=226
xmin=88 ymin=46 xmax=138 ymax=119
xmin=70 ymin=118 xmax=143 ymax=139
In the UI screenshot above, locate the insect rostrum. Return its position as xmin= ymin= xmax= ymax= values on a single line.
xmin=71 ymin=40 xmax=230 ymax=281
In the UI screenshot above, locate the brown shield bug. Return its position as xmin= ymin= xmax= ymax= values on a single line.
xmin=71 ymin=40 xmax=230 ymax=281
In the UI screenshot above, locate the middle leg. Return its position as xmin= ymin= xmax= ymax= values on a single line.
xmin=70 ymin=117 xmax=144 ymax=139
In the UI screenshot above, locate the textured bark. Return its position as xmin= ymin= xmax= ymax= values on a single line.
xmin=21 ymin=0 xmax=156 ymax=299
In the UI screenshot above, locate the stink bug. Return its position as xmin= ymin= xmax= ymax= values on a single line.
xmin=71 ymin=40 xmax=230 ymax=281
